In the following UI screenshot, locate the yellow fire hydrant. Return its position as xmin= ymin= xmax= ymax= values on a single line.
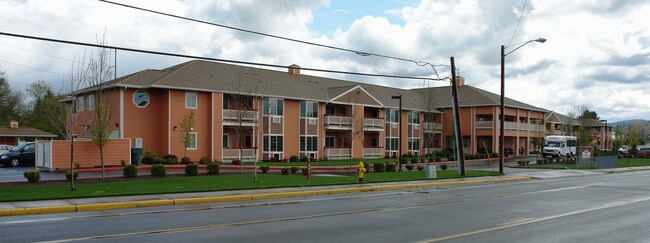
xmin=358 ymin=161 xmax=365 ymax=182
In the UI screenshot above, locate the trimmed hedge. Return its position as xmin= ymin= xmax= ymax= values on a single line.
xmin=24 ymin=170 xmax=40 ymax=182
xmin=185 ymin=164 xmax=199 ymax=176
xmin=65 ymin=171 xmax=79 ymax=180
xmin=206 ymin=162 xmax=220 ymax=175
xmin=123 ymin=165 xmax=138 ymax=178
xmin=151 ymin=164 xmax=166 ymax=177
xmin=199 ymin=157 xmax=210 ymax=164
xmin=162 ymin=154 xmax=178 ymax=164
xmin=260 ymin=165 xmax=270 ymax=173
xmin=142 ymin=156 xmax=155 ymax=164
xmin=440 ymin=164 xmax=448 ymax=171
xmin=405 ymin=164 xmax=414 ymax=171
xmin=386 ymin=163 xmax=397 ymax=172
xmin=289 ymin=155 xmax=300 ymax=162
xmin=281 ymin=168 xmax=290 ymax=175
xmin=290 ymin=167 xmax=299 ymax=174
xmin=373 ymin=163 xmax=386 ymax=173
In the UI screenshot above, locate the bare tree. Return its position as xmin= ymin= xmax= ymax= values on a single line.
xmin=420 ymin=89 xmax=438 ymax=160
xmin=567 ymin=104 xmax=589 ymax=146
xmin=86 ymin=35 xmax=115 ymax=180
xmin=179 ymin=110 xmax=195 ymax=159
xmin=339 ymin=90 xmax=362 ymax=160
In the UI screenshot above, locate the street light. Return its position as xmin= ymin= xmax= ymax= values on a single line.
xmin=500 ymin=37 xmax=546 ymax=174
xmin=391 ymin=95 xmax=402 ymax=171
xmin=599 ymin=119 xmax=608 ymax=150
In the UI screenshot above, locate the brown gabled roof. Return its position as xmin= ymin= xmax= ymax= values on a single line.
xmin=413 ymin=85 xmax=549 ymax=112
xmin=0 ymin=127 xmax=57 ymax=138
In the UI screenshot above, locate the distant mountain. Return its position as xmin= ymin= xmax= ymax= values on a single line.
xmin=610 ymin=119 xmax=649 ymax=127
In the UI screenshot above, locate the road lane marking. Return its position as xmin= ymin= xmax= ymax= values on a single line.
xmin=417 ymin=196 xmax=650 ymax=242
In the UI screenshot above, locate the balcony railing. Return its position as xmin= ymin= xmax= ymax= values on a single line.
xmin=223 ymin=148 xmax=257 ymax=161
xmin=476 ymin=121 xmax=493 ymax=129
xmin=363 ymin=118 xmax=384 ymax=130
xmin=504 ymin=121 xmax=519 ymax=130
xmin=363 ymin=147 xmax=383 ymax=158
xmin=325 ymin=148 xmax=351 ymax=160
xmin=422 ymin=122 xmax=442 ymax=132
xmin=223 ymin=109 xmax=257 ymax=120
xmin=325 ymin=116 xmax=352 ymax=129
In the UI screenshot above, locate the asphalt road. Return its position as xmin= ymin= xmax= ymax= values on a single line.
xmin=2 ymin=170 xmax=650 ymax=242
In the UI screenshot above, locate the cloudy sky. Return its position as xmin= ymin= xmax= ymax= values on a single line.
xmin=0 ymin=0 xmax=648 ymax=122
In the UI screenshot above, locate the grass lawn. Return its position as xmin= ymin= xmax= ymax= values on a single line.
xmin=0 ymin=170 xmax=499 ymax=202
xmin=617 ymin=158 xmax=650 ymax=168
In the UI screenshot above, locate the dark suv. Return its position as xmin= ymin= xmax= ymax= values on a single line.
xmin=0 ymin=142 xmax=35 ymax=167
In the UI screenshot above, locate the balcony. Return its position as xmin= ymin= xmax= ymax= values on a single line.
xmin=223 ymin=148 xmax=257 ymax=161
xmin=325 ymin=148 xmax=351 ymax=160
xmin=423 ymin=122 xmax=442 ymax=132
xmin=363 ymin=118 xmax=384 ymax=131
xmin=363 ymin=147 xmax=383 ymax=158
xmin=476 ymin=121 xmax=493 ymax=129
xmin=325 ymin=116 xmax=352 ymax=130
xmin=223 ymin=109 xmax=258 ymax=126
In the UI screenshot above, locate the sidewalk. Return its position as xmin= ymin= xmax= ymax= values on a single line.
xmin=0 ymin=175 xmax=531 ymax=217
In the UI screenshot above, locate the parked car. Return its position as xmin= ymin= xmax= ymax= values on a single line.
xmin=639 ymin=148 xmax=650 ymax=158
xmin=0 ymin=144 xmax=14 ymax=153
xmin=0 ymin=142 xmax=35 ymax=167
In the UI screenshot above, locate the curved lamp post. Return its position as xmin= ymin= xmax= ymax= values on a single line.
xmin=500 ymin=37 xmax=546 ymax=174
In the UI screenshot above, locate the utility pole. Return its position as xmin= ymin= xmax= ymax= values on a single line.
xmin=449 ymin=56 xmax=466 ymax=176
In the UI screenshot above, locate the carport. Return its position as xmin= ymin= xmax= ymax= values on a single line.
xmin=0 ymin=121 xmax=56 ymax=145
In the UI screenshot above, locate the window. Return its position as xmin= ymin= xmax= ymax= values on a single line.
xmin=87 ymin=95 xmax=95 ymax=110
xmin=300 ymin=101 xmax=318 ymax=118
xmin=408 ymin=111 xmax=419 ymax=124
xmin=223 ymin=135 xmax=229 ymax=148
xmin=76 ymin=96 xmax=85 ymax=112
xmin=386 ymin=109 xmax=398 ymax=123
xmin=386 ymin=137 xmax=398 ymax=151
xmin=263 ymin=135 xmax=283 ymax=152
xmin=185 ymin=91 xmax=197 ymax=109
xmin=223 ymin=96 xmax=230 ymax=109
xmin=325 ymin=136 xmax=335 ymax=148
xmin=133 ymin=90 xmax=150 ymax=108
xmin=370 ymin=137 xmax=378 ymax=147
xmin=187 ymin=132 xmax=197 ymax=150
xmin=263 ymin=98 xmax=283 ymax=115
xmin=408 ymin=138 xmax=420 ymax=151
xmin=300 ymin=136 xmax=318 ymax=152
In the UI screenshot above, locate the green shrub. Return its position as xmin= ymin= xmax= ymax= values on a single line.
xmin=373 ymin=163 xmax=386 ymax=172
xmin=65 ymin=171 xmax=79 ymax=180
xmin=181 ymin=157 xmax=192 ymax=164
xmin=537 ymin=159 xmax=544 ymax=164
xmin=441 ymin=164 xmax=448 ymax=171
xmin=162 ymin=154 xmax=178 ymax=164
xmin=400 ymin=158 xmax=409 ymax=165
xmin=290 ymin=167 xmax=299 ymax=174
xmin=120 ymin=160 xmax=127 ymax=167
xmin=142 ymin=156 xmax=155 ymax=164
xmin=154 ymin=158 xmax=164 ymax=164
xmin=151 ymin=164 xmax=166 ymax=177
xmin=144 ymin=150 xmax=158 ymax=158
xmin=289 ymin=155 xmax=300 ymax=162
xmin=417 ymin=166 xmax=425 ymax=171
xmin=260 ymin=165 xmax=270 ymax=173
xmin=517 ymin=161 xmax=527 ymax=166
xmin=410 ymin=158 xmax=419 ymax=164
xmin=448 ymin=155 xmax=455 ymax=161
xmin=300 ymin=156 xmax=309 ymax=162
xmin=434 ymin=157 xmax=441 ymax=162
xmin=428 ymin=157 xmax=435 ymax=162
xmin=185 ymin=164 xmax=199 ymax=176
xmin=363 ymin=162 xmax=370 ymax=173
xmin=405 ymin=164 xmax=414 ymax=171
xmin=386 ymin=163 xmax=397 ymax=172
xmin=281 ymin=168 xmax=290 ymax=175
xmin=123 ymin=165 xmax=138 ymax=178
xmin=206 ymin=162 xmax=220 ymax=175
xmin=301 ymin=168 xmax=310 ymax=175
xmin=24 ymin=170 xmax=40 ymax=182
xmin=199 ymin=157 xmax=210 ymax=165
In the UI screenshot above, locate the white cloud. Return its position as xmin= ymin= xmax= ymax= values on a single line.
xmin=0 ymin=0 xmax=648 ymax=122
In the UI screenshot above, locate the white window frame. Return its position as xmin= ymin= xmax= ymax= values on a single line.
xmin=185 ymin=91 xmax=197 ymax=109
xmin=187 ymin=132 xmax=197 ymax=150
xmin=76 ymin=96 xmax=85 ymax=112
xmin=87 ymin=95 xmax=95 ymax=110
xmin=325 ymin=136 xmax=336 ymax=148
xmin=223 ymin=134 xmax=229 ymax=148
xmin=133 ymin=90 xmax=150 ymax=108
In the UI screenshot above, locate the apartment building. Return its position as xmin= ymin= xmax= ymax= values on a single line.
xmin=68 ymin=60 xmax=605 ymax=162
xmin=546 ymin=111 xmax=611 ymax=150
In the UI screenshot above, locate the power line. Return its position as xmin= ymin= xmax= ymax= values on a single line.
xmin=507 ymin=0 xmax=528 ymax=46
xmin=0 ymin=31 xmax=447 ymax=81
xmin=0 ymin=59 xmax=69 ymax=77
xmin=97 ymin=0 xmax=447 ymax=76
xmin=0 ymin=40 xmax=78 ymax=64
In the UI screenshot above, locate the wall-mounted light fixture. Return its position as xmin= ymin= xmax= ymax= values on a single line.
xmin=115 ymin=123 xmax=119 ymax=128
xmin=173 ymin=126 xmax=177 ymax=131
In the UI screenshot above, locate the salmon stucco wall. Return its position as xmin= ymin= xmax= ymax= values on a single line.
xmin=123 ymin=88 xmax=167 ymax=156
xmin=284 ymin=99 xmax=299 ymax=159
xmin=50 ymin=139 xmax=131 ymax=169
xmin=169 ymin=90 xmax=211 ymax=160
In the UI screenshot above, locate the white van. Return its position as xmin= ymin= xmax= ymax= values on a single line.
xmin=542 ymin=136 xmax=577 ymax=158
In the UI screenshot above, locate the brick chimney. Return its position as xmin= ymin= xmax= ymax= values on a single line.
xmin=9 ymin=121 xmax=18 ymax=129
xmin=288 ymin=64 xmax=301 ymax=75
xmin=455 ymin=76 xmax=465 ymax=87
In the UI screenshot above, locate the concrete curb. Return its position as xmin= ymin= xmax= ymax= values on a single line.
xmin=0 ymin=176 xmax=531 ymax=217
xmin=608 ymin=167 xmax=650 ymax=173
